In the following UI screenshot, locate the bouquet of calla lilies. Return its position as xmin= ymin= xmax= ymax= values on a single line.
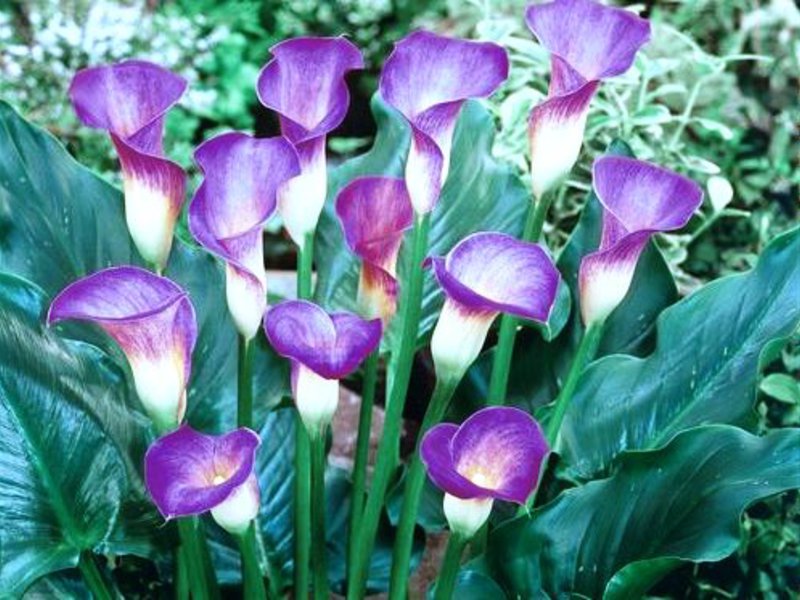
xmin=1 ymin=0 xmax=798 ymax=598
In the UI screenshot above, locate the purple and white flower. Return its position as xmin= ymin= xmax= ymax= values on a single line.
xmin=579 ymin=156 xmax=703 ymax=325
xmin=189 ymin=132 xmax=299 ymax=339
xmin=70 ymin=61 xmax=187 ymax=270
xmin=48 ymin=266 xmax=197 ymax=431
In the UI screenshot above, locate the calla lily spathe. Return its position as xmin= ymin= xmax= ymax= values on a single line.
xmin=579 ymin=156 xmax=703 ymax=325
xmin=379 ymin=31 xmax=509 ymax=214
xmin=429 ymin=232 xmax=560 ymax=381
xmin=256 ymin=37 xmax=364 ymax=249
xmin=335 ymin=176 xmax=414 ymax=324
xmin=145 ymin=425 xmax=260 ymax=534
xmin=525 ymin=0 xmax=650 ymax=199
xmin=421 ymin=407 xmax=548 ymax=537
xmin=48 ymin=266 xmax=197 ymax=432
xmin=188 ymin=132 xmax=300 ymax=339
xmin=264 ymin=300 xmax=381 ymax=434
xmin=69 ymin=60 xmax=187 ymax=270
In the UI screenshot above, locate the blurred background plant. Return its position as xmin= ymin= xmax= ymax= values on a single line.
xmin=1 ymin=0 xmax=797 ymax=596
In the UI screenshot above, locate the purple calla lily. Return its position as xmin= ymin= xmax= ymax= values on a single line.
xmin=579 ymin=156 xmax=703 ymax=325
xmin=264 ymin=300 xmax=381 ymax=433
xmin=48 ymin=266 xmax=197 ymax=431
xmin=379 ymin=31 xmax=509 ymax=214
xmin=525 ymin=0 xmax=650 ymax=199
xmin=188 ymin=132 xmax=300 ymax=339
xmin=256 ymin=37 xmax=364 ymax=249
xmin=69 ymin=60 xmax=187 ymax=270
xmin=145 ymin=425 xmax=260 ymax=534
xmin=335 ymin=176 xmax=414 ymax=324
xmin=428 ymin=232 xmax=560 ymax=381
xmin=421 ymin=406 xmax=548 ymax=537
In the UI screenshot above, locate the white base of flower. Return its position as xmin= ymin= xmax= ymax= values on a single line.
xmin=278 ymin=141 xmax=326 ymax=249
xmin=443 ymin=493 xmax=493 ymax=539
xmin=295 ymin=365 xmax=339 ymax=435
xmin=225 ymin=264 xmax=266 ymax=340
xmin=431 ymin=300 xmax=495 ymax=382
xmin=130 ymin=351 xmax=186 ymax=430
xmin=580 ymin=264 xmax=634 ymax=326
xmin=529 ymin=108 xmax=588 ymax=201
xmin=124 ymin=178 xmax=174 ymax=270
xmin=211 ymin=474 xmax=260 ymax=536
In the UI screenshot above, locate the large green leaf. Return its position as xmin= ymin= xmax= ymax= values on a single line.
xmin=561 ymin=226 xmax=800 ymax=478
xmin=314 ymin=95 xmax=530 ymax=347
xmin=0 ymin=273 xmax=131 ymax=595
xmin=485 ymin=425 xmax=800 ymax=598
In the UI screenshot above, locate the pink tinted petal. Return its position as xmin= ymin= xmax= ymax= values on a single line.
xmin=593 ymin=156 xmax=704 ymax=238
xmin=358 ymin=262 xmax=400 ymax=324
xmin=431 ymin=232 xmax=560 ymax=322
xmin=264 ymin=300 xmax=381 ymax=379
xmin=525 ymin=0 xmax=651 ymax=84
xmin=256 ymin=37 xmax=364 ymax=142
xmin=451 ymin=407 xmax=548 ymax=504
xmin=144 ymin=426 xmax=260 ymax=518
xmin=421 ymin=423 xmax=489 ymax=499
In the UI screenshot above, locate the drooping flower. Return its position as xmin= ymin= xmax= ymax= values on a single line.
xmin=145 ymin=425 xmax=260 ymax=535
xmin=69 ymin=61 xmax=187 ymax=270
xmin=525 ymin=0 xmax=650 ymax=199
xmin=428 ymin=232 xmax=560 ymax=382
xmin=579 ymin=156 xmax=703 ymax=325
xmin=379 ymin=31 xmax=509 ymax=214
xmin=335 ymin=176 xmax=414 ymax=324
xmin=48 ymin=266 xmax=197 ymax=431
xmin=264 ymin=300 xmax=381 ymax=434
xmin=256 ymin=37 xmax=364 ymax=249
xmin=188 ymin=132 xmax=300 ymax=340
xmin=421 ymin=406 xmax=548 ymax=537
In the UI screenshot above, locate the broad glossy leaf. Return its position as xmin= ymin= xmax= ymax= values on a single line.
xmin=428 ymin=569 xmax=508 ymax=599
xmin=561 ymin=226 xmax=800 ymax=478
xmin=485 ymin=425 xmax=800 ymax=598
xmin=0 ymin=273 xmax=130 ymax=595
xmin=314 ymin=95 xmax=529 ymax=347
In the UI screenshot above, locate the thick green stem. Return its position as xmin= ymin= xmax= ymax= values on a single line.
xmin=238 ymin=335 xmax=254 ymax=429
xmin=487 ymin=193 xmax=552 ymax=406
xmin=310 ymin=432 xmax=329 ymax=600
xmin=545 ymin=321 xmax=604 ymax=445
xmin=348 ymin=349 xmax=380 ymax=574
xmin=294 ymin=235 xmax=315 ymax=598
xmin=177 ymin=517 xmax=220 ymax=600
xmin=347 ymin=214 xmax=431 ymax=600
xmin=389 ymin=378 xmax=459 ymax=600
xmin=432 ymin=533 xmax=467 ymax=600
xmin=237 ymin=523 xmax=268 ymax=600
xmin=78 ymin=551 xmax=114 ymax=600
xmin=175 ymin=547 xmax=189 ymax=600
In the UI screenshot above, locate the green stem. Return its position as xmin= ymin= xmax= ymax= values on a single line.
xmin=545 ymin=322 xmax=604 ymax=445
xmin=347 ymin=214 xmax=431 ymax=600
xmin=432 ymin=533 xmax=467 ymax=600
xmin=310 ymin=432 xmax=329 ymax=600
xmin=78 ymin=551 xmax=114 ymax=600
xmin=237 ymin=523 xmax=268 ymax=600
xmin=294 ymin=234 xmax=315 ymax=598
xmin=348 ymin=349 xmax=380 ymax=575
xmin=175 ymin=547 xmax=189 ymax=600
xmin=238 ymin=335 xmax=254 ymax=429
xmin=389 ymin=378 xmax=459 ymax=600
xmin=487 ymin=193 xmax=552 ymax=406
xmin=177 ymin=517 xmax=220 ymax=600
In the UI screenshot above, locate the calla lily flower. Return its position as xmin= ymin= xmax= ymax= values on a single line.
xmin=525 ymin=0 xmax=650 ymax=199
xmin=145 ymin=425 xmax=260 ymax=535
xmin=421 ymin=406 xmax=548 ymax=537
xmin=188 ymin=132 xmax=300 ymax=340
xmin=429 ymin=232 xmax=560 ymax=382
xmin=256 ymin=37 xmax=364 ymax=249
xmin=379 ymin=31 xmax=509 ymax=214
xmin=47 ymin=266 xmax=197 ymax=432
xmin=335 ymin=176 xmax=414 ymax=324
xmin=579 ymin=156 xmax=703 ymax=326
xmin=69 ymin=60 xmax=187 ymax=270
xmin=264 ymin=300 xmax=381 ymax=434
